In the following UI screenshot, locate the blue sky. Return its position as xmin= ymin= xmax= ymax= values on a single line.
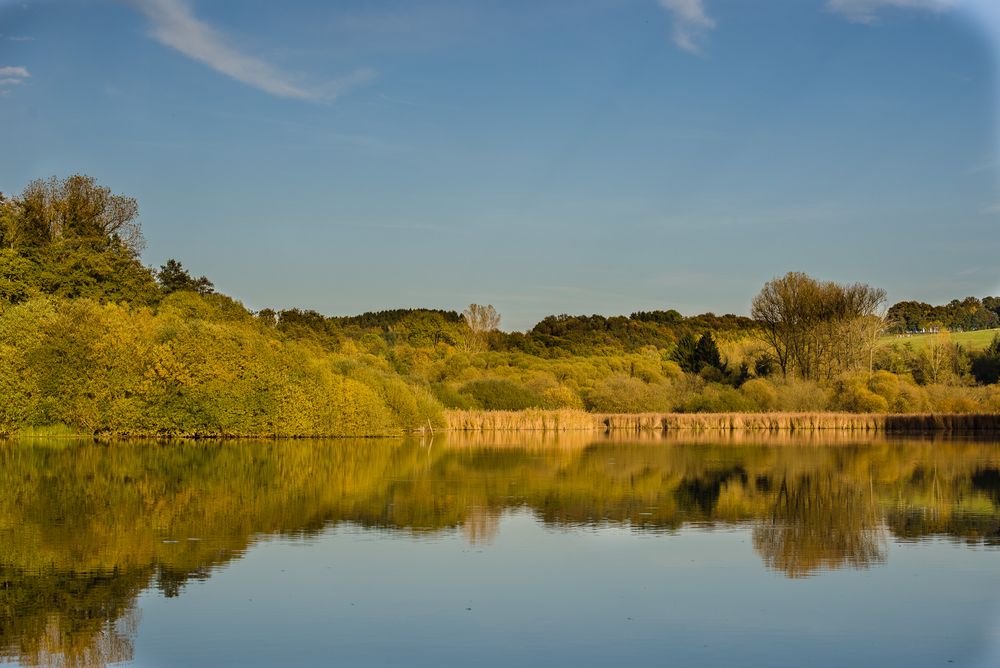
xmin=1 ymin=0 xmax=998 ymax=330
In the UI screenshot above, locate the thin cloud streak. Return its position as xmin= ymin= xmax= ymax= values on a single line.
xmin=0 ymin=66 xmax=29 ymax=78
xmin=658 ymin=0 xmax=715 ymax=54
xmin=826 ymin=0 xmax=959 ymax=23
xmin=658 ymin=0 xmax=965 ymax=54
xmin=128 ymin=0 xmax=373 ymax=101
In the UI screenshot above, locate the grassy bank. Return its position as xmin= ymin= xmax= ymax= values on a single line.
xmin=445 ymin=409 xmax=1000 ymax=433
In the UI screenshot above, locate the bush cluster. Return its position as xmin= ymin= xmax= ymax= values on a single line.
xmin=0 ymin=296 xmax=442 ymax=437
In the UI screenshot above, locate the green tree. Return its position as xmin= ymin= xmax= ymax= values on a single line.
xmin=694 ymin=333 xmax=725 ymax=372
xmin=156 ymin=259 xmax=215 ymax=295
xmin=971 ymin=335 xmax=1000 ymax=385
xmin=672 ymin=332 xmax=725 ymax=375
xmin=983 ymin=296 xmax=1000 ymax=320
xmin=38 ymin=242 xmax=159 ymax=304
xmin=671 ymin=333 xmax=699 ymax=372
xmin=13 ymin=175 xmax=143 ymax=254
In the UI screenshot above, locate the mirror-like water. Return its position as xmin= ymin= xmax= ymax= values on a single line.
xmin=2 ymin=433 xmax=999 ymax=667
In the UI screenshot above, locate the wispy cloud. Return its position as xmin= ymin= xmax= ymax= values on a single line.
xmin=826 ymin=0 xmax=959 ymax=24
xmin=0 ymin=65 xmax=29 ymax=92
xmin=657 ymin=0 xmax=964 ymax=54
xmin=658 ymin=0 xmax=716 ymax=54
xmin=0 ymin=66 xmax=29 ymax=78
xmin=127 ymin=0 xmax=373 ymax=101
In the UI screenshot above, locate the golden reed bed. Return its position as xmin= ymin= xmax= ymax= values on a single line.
xmin=444 ymin=409 xmax=1000 ymax=433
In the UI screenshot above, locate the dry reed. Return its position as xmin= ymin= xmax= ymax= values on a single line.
xmin=445 ymin=410 xmax=1000 ymax=433
xmin=445 ymin=409 xmax=601 ymax=432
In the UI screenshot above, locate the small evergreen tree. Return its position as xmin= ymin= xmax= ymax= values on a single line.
xmin=156 ymin=259 xmax=214 ymax=295
xmin=693 ymin=333 xmax=724 ymax=373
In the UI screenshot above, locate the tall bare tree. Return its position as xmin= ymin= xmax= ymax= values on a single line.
xmin=461 ymin=303 xmax=500 ymax=352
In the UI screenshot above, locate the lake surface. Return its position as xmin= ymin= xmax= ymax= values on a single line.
xmin=2 ymin=432 xmax=999 ymax=667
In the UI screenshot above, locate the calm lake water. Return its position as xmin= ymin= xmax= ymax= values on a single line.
xmin=2 ymin=432 xmax=999 ymax=667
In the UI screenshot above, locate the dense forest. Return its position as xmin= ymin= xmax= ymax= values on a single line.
xmin=1 ymin=176 xmax=999 ymax=437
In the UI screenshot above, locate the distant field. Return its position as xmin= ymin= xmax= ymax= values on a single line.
xmin=879 ymin=328 xmax=1000 ymax=351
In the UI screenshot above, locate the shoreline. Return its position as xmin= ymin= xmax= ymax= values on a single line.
xmin=4 ymin=410 xmax=1000 ymax=440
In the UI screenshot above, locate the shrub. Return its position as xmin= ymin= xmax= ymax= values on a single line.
xmin=773 ymin=379 xmax=829 ymax=412
xmin=660 ymin=360 xmax=684 ymax=380
xmin=157 ymin=291 xmax=252 ymax=323
xmin=458 ymin=378 xmax=542 ymax=411
xmin=681 ymin=385 xmax=754 ymax=413
xmin=539 ymin=385 xmax=584 ymax=409
xmin=925 ymin=385 xmax=982 ymax=414
xmin=830 ymin=374 xmax=889 ymax=413
xmin=585 ymin=376 xmax=673 ymax=413
xmin=629 ymin=357 xmax=665 ymax=384
xmin=863 ymin=371 xmax=929 ymax=413
xmin=433 ymin=383 xmax=477 ymax=410
xmin=740 ymin=378 xmax=778 ymax=412
xmin=984 ymin=386 xmax=1000 ymax=412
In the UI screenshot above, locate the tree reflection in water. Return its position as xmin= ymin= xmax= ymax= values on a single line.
xmin=753 ymin=473 xmax=887 ymax=577
xmin=1 ymin=433 xmax=998 ymax=666
xmin=1 ymin=567 xmax=146 ymax=667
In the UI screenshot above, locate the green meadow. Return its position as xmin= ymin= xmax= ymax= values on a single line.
xmin=880 ymin=328 xmax=1000 ymax=352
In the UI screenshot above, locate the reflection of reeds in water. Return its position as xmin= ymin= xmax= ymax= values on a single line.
xmin=446 ymin=410 xmax=1000 ymax=433
xmin=461 ymin=506 xmax=501 ymax=545
xmin=437 ymin=430 xmax=599 ymax=450
xmin=601 ymin=412 xmax=1000 ymax=432
xmin=4 ymin=604 xmax=141 ymax=668
xmin=752 ymin=474 xmax=887 ymax=578
xmin=437 ymin=429 xmax=959 ymax=450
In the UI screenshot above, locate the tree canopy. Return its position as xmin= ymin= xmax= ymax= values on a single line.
xmin=3 ymin=175 xmax=143 ymax=255
xmin=156 ymin=259 xmax=215 ymax=295
xmin=752 ymin=272 xmax=887 ymax=380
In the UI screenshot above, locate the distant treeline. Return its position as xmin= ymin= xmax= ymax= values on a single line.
xmin=1 ymin=175 xmax=999 ymax=436
xmin=263 ymin=307 xmax=757 ymax=356
xmin=887 ymin=297 xmax=1000 ymax=333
